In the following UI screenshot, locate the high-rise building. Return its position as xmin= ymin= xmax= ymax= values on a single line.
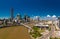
xmin=10 ymin=8 xmax=14 ymax=20
xmin=16 ymin=13 xmax=20 ymax=20
xmin=24 ymin=14 xmax=30 ymax=22
xmin=33 ymin=16 xmax=40 ymax=21
xmin=58 ymin=16 xmax=60 ymax=28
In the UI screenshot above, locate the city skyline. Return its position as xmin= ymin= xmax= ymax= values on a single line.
xmin=0 ymin=0 xmax=60 ymax=39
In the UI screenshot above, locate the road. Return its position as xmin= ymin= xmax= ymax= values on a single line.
xmin=39 ymin=24 xmax=55 ymax=39
xmin=20 ymin=23 xmax=55 ymax=39
xmin=0 ymin=22 xmax=56 ymax=39
xmin=20 ymin=23 xmax=32 ymax=29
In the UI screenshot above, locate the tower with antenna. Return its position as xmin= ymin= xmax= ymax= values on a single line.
xmin=10 ymin=8 xmax=14 ymax=21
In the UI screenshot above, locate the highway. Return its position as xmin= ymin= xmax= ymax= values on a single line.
xmin=20 ymin=23 xmax=32 ymax=29
xmin=20 ymin=23 xmax=55 ymax=39
xmin=39 ymin=24 xmax=55 ymax=39
xmin=0 ymin=22 xmax=56 ymax=39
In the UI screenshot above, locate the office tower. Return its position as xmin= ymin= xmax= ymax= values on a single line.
xmin=33 ymin=16 xmax=40 ymax=21
xmin=58 ymin=16 xmax=60 ymax=28
xmin=10 ymin=8 xmax=14 ymax=20
xmin=24 ymin=14 xmax=30 ymax=22
xmin=16 ymin=13 xmax=20 ymax=20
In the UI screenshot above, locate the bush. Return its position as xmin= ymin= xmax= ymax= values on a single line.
xmin=30 ymin=26 xmax=43 ymax=38
xmin=50 ymin=37 xmax=60 ymax=39
xmin=32 ymin=26 xmax=39 ymax=31
xmin=30 ymin=30 xmax=42 ymax=38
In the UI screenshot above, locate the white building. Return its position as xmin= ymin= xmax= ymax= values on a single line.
xmin=33 ymin=16 xmax=40 ymax=21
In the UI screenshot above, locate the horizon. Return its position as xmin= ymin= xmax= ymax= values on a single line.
xmin=0 ymin=14 xmax=59 ymax=19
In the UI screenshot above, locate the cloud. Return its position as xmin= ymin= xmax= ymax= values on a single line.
xmin=52 ymin=15 xmax=56 ymax=18
xmin=47 ymin=15 xmax=51 ymax=17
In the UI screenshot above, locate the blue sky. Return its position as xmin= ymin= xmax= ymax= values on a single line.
xmin=0 ymin=0 xmax=60 ymax=18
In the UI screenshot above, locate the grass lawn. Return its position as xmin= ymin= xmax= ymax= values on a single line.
xmin=0 ymin=26 xmax=31 ymax=39
xmin=30 ymin=26 xmax=43 ymax=39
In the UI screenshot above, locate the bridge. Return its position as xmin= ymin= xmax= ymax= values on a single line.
xmin=20 ymin=23 xmax=32 ymax=29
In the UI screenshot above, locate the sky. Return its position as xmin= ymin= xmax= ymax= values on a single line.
xmin=0 ymin=0 xmax=60 ymax=18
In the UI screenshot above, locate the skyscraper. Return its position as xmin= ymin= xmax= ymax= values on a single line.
xmin=10 ymin=8 xmax=14 ymax=20
xmin=16 ymin=13 xmax=20 ymax=20
xmin=58 ymin=16 xmax=60 ymax=28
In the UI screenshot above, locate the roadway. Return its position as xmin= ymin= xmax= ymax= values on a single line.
xmin=0 ymin=22 xmax=56 ymax=39
xmin=39 ymin=24 xmax=55 ymax=39
xmin=21 ymin=23 xmax=55 ymax=39
xmin=20 ymin=23 xmax=32 ymax=29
